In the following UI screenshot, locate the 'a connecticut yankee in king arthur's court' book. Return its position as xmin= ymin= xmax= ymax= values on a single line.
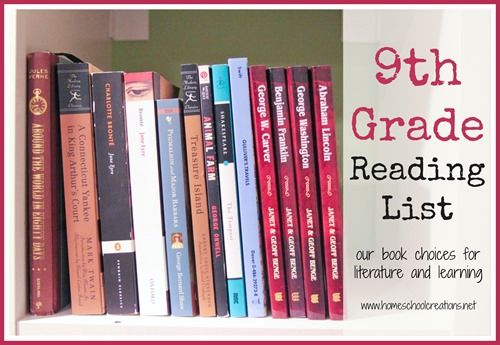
xmin=211 ymin=64 xmax=247 ymax=317
xmin=124 ymin=71 xmax=177 ymax=315
xmin=198 ymin=65 xmax=229 ymax=317
xmin=249 ymin=65 xmax=288 ymax=318
xmin=286 ymin=66 xmax=326 ymax=320
xmin=228 ymin=58 xmax=267 ymax=317
xmin=57 ymin=61 xmax=105 ymax=315
xmin=181 ymin=64 xmax=216 ymax=317
xmin=157 ymin=98 xmax=198 ymax=317
xmin=28 ymin=51 xmax=69 ymax=316
xmin=268 ymin=67 xmax=306 ymax=318
xmin=92 ymin=71 xmax=139 ymax=315
xmin=311 ymin=65 xmax=343 ymax=320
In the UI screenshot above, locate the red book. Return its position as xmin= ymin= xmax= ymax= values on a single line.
xmin=249 ymin=65 xmax=288 ymax=318
xmin=268 ymin=67 xmax=306 ymax=318
xmin=27 ymin=52 xmax=69 ymax=315
xmin=286 ymin=66 xmax=326 ymax=320
xmin=311 ymin=66 xmax=343 ymax=319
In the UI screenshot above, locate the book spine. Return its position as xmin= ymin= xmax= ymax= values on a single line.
xmin=157 ymin=98 xmax=198 ymax=317
xmin=268 ymin=67 xmax=306 ymax=318
xmin=199 ymin=65 xmax=229 ymax=317
xmin=57 ymin=62 xmax=105 ymax=315
xmin=28 ymin=52 xmax=67 ymax=315
xmin=311 ymin=66 xmax=343 ymax=320
xmin=92 ymin=72 xmax=139 ymax=315
xmin=228 ymin=57 xmax=267 ymax=317
xmin=286 ymin=66 xmax=326 ymax=319
xmin=249 ymin=65 xmax=288 ymax=319
xmin=181 ymin=64 xmax=216 ymax=317
xmin=124 ymin=72 xmax=169 ymax=315
xmin=211 ymin=64 xmax=247 ymax=317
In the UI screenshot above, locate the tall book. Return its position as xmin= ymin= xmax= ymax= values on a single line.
xmin=92 ymin=72 xmax=139 ymax=315
xmin=211 ymin=64 xmax=247 ymax=317
xmin=124 ymin=72 xmax=176 ymax=315
xmin=157 ymin=98 xmax=197 ymax=317
xmin=268 ymin=67 xmax=306 ymax=318
xmin=57 ymin=61 xmax=105 ymax=314
xmin=228 ymin=57 xmax=267 ymax=317
xmin=311 ymin=66 xmax=343 ymax=320
xmin=181 ymin=64 xmax=216 ymax=317
xmin=249 ymin=65 xmax=288 ymax=319
xmin=27 ymin=51 xmax=69 ymax=315
xmin=198 ymin=65 xmax=229 ymax=317
xmin=286 ymin=66 xmax=326 ymax=320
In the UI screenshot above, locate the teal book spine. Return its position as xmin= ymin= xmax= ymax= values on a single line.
xmin=211 ymin=64 xmax=247 ymax=317
xmin=228 ymin=57 xmax=267 ymax=317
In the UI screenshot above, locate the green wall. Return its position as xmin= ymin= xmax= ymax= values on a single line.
xmin=112 ymin=10 xmax=343 ymax=169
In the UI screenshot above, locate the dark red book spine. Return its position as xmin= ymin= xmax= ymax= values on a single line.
xmin=286 ymin=66 xmax=326 ymax=320
xmin=27 ymin=52 xmax=68 ymax=315
xmin=249 ymin=65 xmax=288 ymax=318
xmin=268 ymin=67 xmax=306 ymax=318
xmin=311 ymin=66 xmax=343 ymax=319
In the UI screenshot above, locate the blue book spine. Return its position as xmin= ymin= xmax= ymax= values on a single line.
xmin=157 ymin=99 xmax=197 ymax=316
xmin=228 ymin=57 xmax=267 ymax=317
xmin=211 ymin=64 xmax=247 ymax=317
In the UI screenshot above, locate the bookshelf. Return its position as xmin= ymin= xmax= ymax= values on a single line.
xmin=6 ymin=8 xmax=345 ymax=339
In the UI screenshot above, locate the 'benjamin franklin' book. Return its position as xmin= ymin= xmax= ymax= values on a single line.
xmin=311 ymin=65 xmax=343 ymax=320
xmin=57 ymin=61 xmax=105 ymax=314
xmin=286 ymin=66 xmax=326 ymax=320
xmin=228 ymin=57 xmax=267 ymax=317
xmin=249 ymin=65 xmax=288 ymax=318
xmin=211 ymin=64 xmax=247 ymax=317
xmin=124 ymin=71 xmax=176 ymax=315
xmin=268 ymin=67 xmax=306 ymax=318
xmin=198 ymin=65 xmax=229 ymax=317
xmin=157 ymin=98 xmax=198 ymax=317
xmin=92 ymin=71 xmax=139 ymax=315
xmin=181 ymin=64 xmax=216 ymax=317
xmin=28 ymin=51 xmax=69 ymax=315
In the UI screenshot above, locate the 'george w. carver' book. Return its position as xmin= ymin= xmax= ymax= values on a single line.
xmin=181 ymin=64 xmax=216 ymax=317
xmin=27 ymin=51 xmax=69 ymax=315
xmin=228 ymin=58 xmax=267 ymax=317
xmin=249 ymin=65 xmax=288 ymax=319
xmin=268 ymin=67 xmax=306 ymax=318
xmin=157 ymin=98 xmax=198 ymax=317
xmin=311 ymin=65 xmax=343 ymax=320
xmin=124 ymin=71 xmax=177 ymax=315
xmin=211 ymin=64 xmax=247 ymax=317
xmin=92 ymin=71 xmax=139 ymax=315
xmin=286 ymin=66 xmax=326 ymax=320
xmin=198 ymin=65 xmax=229 ymax=317
xmin=57 ymin=61 xmax=105 ymax=315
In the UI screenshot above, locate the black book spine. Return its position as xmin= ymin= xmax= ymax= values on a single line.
xmin=92 ymin=72 xmax=139 ymax=314
xmin=198 ymin=65 xmax=229 ymax=316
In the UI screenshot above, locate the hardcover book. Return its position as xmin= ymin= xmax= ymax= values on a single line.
xmin=92 ymin=71 xmax=139 ymax=315
xmin=198 ymin=65 xmax=229 ymax=317
xmin=157 ymin=98 xmax=198 ymax=317
xmin=124 ymin=71 xmax=176 ymax=315
xmin=311 ymin=65 xmax=343 ymax=320
xmin=249 ymin=65 xmax=288 ymax=318
xmin=27 ymin=51 xmax=69 ymax=315
xmin=286 ymin=66 xmax=326 ymax=320
xmin=268 ymin=67 xmax=306 ymax=318
xmin=211 ymin=64 xmax=247 ymax=317
xmin=228 ymin=57 xmax=267 ymax=317
xmin=181 ymin=64 xmax=216 ymax=317
xmin=57 ymin=61 xmax=105 ymax=315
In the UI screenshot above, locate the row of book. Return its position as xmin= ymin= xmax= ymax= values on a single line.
xmin=27 ymin=52 xmax=343 ymax=319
